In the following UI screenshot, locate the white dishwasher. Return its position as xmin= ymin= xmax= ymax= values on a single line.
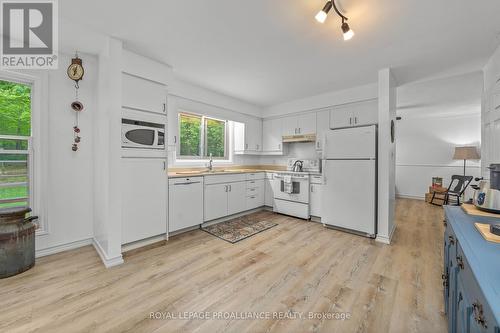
xmin=168 ymin=177 xmax=204 ymax=233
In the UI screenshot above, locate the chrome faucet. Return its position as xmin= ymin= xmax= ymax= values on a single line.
xmin=208 ymin=153 xmax=213 ymax=171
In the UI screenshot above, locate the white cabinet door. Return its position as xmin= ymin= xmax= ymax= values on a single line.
xmin=122 ymin=73 xmax=167 ymax=114
xmin=330 ymin=105 xmax=353 ymax=129
xmin=263 ymin=118 xmax=283 ymax=152
xmin=246 ymin=118 xmax=263 ymax=151
xmin=282 ymin=115 xmax=298 ymax=136
xmin=315 ymin=110 xmax=330 ymax=150
xmin=168 ymin=177 xmax=203 ymax=232
xmin=352 ymin=99 xmax=378 ymax=126
xmin=204 ymin=183 xmax=228 ymax=221
xmin=264 ymin=177 xmax=274 ymax=207
xmin=296 ymin=113 xmax=316 ymax=135
xmin=227 ymin=181 xmax=247 ymax=215
xmin=310 ymin=184 xmax=323 ymax=217
xmin=121 ymin=158 xmax=167 ymax=244
xmin=167 ymin=96 xmax=178 ymax=146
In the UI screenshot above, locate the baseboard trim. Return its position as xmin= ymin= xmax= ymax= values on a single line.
xmin=397 ymin=194 xmax=424 ymax=200
xmin=92 ymin=238 xmax=124 ymax=268
xmin=122 ymin=234 xmax=167 ymax=253
xmin=376 ymin=223 xmax=397 ymax=245
xmin=35 ymin=238 xmax=93 ymax=258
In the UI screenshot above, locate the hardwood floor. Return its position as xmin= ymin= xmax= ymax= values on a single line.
xmin=0 ymin=199 xmax=447 ymax=333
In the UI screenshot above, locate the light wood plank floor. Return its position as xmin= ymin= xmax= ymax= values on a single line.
xmin=0 ymin=199 xmax=447 ymax=333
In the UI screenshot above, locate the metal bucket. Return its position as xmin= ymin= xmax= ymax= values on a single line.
xmin=0 ymin=207 xmax=38 ymax=278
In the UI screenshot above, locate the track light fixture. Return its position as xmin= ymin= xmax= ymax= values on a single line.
xmin=315 ymin=0 xmax=355 ymax=40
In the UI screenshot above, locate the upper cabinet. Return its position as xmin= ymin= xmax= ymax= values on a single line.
xmin=122 ymin=73 xmax=167 ymax=115
xmin=282 ymin=113 xmax=316 ymax=136
xmin=234 ymin=118 xmax=263 ymax=154
xmin=315 ymin=110 xmax=330 ymax=151
xmin=262 ymin=118 xmax=283 ymax=153
xmin=330 ymin=99 xmax=378 ymax=129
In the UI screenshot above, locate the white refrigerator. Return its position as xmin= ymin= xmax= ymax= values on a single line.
xmin=321 ymin=125 xmax=377 ymax=237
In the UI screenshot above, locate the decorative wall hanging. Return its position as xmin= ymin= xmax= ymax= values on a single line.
xmin=67 ymin=53 xmax=85 ymax=151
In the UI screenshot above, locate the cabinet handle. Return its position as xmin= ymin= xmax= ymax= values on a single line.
xmin=354 ymin=116 xmax=358 ymax=124
xmin=472 ymin=301 xmax=488 ymax=328
xmin=349 ymin=117 xmax=352 ymax=125
xmin=174 ymin=135 xmax=177 ymax=144
xmin=441 ymin=273 xmax=448 ymax=287
xmin=229 ymin=185 xmax=232 ymax=192
xmin=298 ymin=128 xmax=301 ymax=134
xmin=316 ymin=141 xmax=320 ymax=149
xmin=448 ymin=235 xmax=455 ymax=245
xmin=443 ymin=219 xmax=447 ymax=227
xmin=162 ymin=103 xmax=166 ymax=113
xmin=163 ymin=161 xmax=166 ymax=170
xmin=224 ymin=185 xmax=228 ymax=192
xmin=310 ymin=185 xmax=313 ymax=193
xmin=456 ymin=255 xmax=464 ymax=270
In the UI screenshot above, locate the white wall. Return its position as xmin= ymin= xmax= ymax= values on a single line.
xmin=14 ymin=52 xmax=97 ymax=253
xmin=167 ymin=76 xmax=263 ymax=168
xmin=396 ymin=71 xmax=482 ymax=200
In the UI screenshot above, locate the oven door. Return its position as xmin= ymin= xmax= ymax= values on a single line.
xmin=273 ymin=175 xmax=309 ymax=204
xmin=121 ymin=121 xmax=165 ymax=149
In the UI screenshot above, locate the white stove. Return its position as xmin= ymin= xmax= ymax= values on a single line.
xmin=273 ymin=159 xmax=320 ymax=219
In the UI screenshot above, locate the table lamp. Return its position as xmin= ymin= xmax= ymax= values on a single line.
xmin=453 ymin=146 xmax=480 ymax=176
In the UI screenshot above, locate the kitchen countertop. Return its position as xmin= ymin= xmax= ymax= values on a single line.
xmin=167 ymin=165 xmax=286 ymax=178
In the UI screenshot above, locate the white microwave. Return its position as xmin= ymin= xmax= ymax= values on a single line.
xmin=121 ymin=119 xmax=165 ymax=149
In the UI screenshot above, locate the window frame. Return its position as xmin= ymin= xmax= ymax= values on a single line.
xmin=176 ymin=111 xmax=229 ymax=160
xmin=0 ymin=70 xmax=48 ymax=235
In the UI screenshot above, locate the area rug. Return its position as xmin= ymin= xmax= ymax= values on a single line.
xmin=202 ymin=215 xmax=278 ymax=243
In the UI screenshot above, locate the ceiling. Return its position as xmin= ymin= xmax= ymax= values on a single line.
xmin=60 ymin=0 xmax=500 ymax=107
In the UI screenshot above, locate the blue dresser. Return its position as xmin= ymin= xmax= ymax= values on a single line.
xmin=443 ymin=206 xmax=500 ymax=333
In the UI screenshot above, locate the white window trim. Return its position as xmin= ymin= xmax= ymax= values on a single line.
xmin=0 ymin=70 xmax=49 ymax=235
xmin=176 ymin=111 xmax=230 ymax=161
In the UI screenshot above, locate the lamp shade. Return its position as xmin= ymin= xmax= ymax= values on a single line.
xmin=453 ymin=146 xmax=480 ymax=160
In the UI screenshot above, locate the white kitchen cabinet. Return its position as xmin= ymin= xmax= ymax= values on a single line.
xmin=167 ymin=96 xmax=178 ymax=146
xmin=234 ymin=119 xmax=263 ymax=154
xmin=330 ymin=99 xmax=378 ymax=129
xmin=262 ymin=118 xmax=283 ymax=152
xmin=227 ymin=181 xmax=247 ymax=215
xmin=281 ymin=113 xmax=317 ymax=136
xmin=122 ymin=73 xmax=167 ymax=115
xmin=264 ymin=174 xmax=275 ymax=207
xmin=168 ymin=177 xmax=203 ymax=232
xmin=246 ymin=179 xmax=264 ymax=210
xmin=204 ymin=183 xmax=229 ymax=221
xmin=310 ymin=183 xmax=323 ymax=217
xmin=296 ymin=113 xmax=317 ymax=134
xmin=121 ymin=158 xmax=167 ymax=244
xmin=315 ymin=110 xmax=330 ymax=151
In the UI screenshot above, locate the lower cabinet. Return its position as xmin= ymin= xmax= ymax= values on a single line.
xmin=443 ymin=210 xmax=500 ymax=333
xmin=228 ymin=182 xmax=247 ymax=215
xmin=203 ymin=173 xmax=266 ymax=222
xmin=121 ymin=158 xmax=167 ymax=244
xmin=204 ymin=183 xmax=230 ymax=221
xmin=310 ymin=183 xmax=322 ymax=217
xmin=264 ymin=174 xmax=274 ymax=207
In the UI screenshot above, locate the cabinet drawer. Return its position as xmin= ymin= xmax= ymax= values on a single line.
xmin=204 ymin=173 xmax=247 ymax=185
xmin=246 ymin=192 xmax=264 ymax=210
xmin=246 ymin=179 xmax=264 ymax=189
xmin=246 ymin=172 xmax=265 ymax=180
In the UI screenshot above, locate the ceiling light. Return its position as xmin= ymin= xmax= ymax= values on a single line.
xmin=315 ymin=0 xmax=354 ymax=41
xmin=315 ymin=1 xmax=332 ymax=23
xmin=341 ymin=22 xmax=354 ymax=40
